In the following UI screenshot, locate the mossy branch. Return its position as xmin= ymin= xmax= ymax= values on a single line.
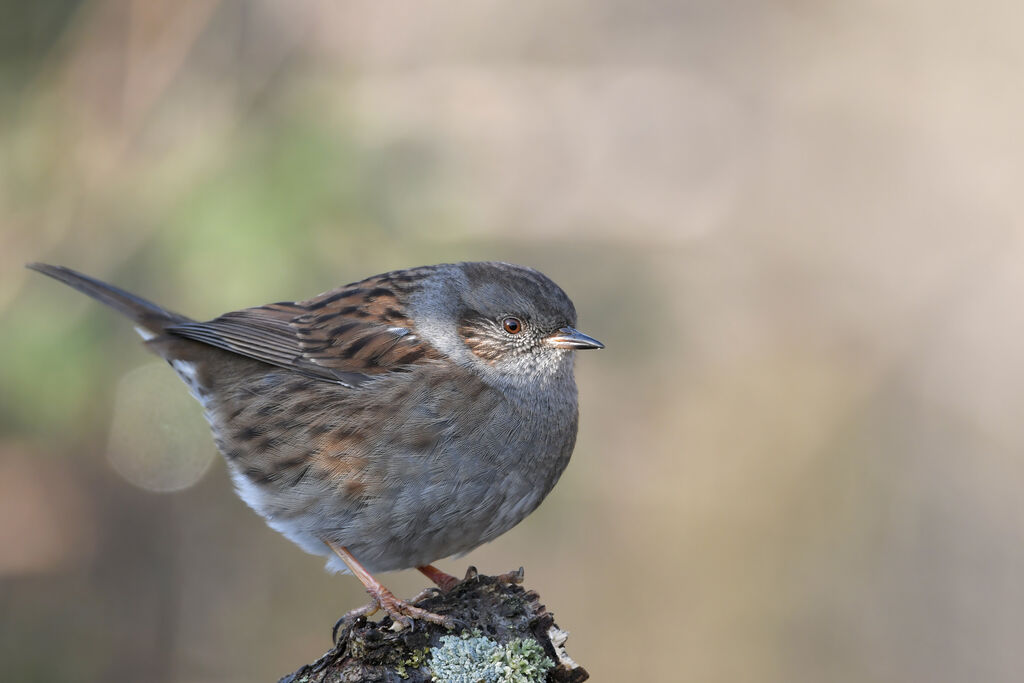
xmin=278 ymin=569 xmax=589 ymax=683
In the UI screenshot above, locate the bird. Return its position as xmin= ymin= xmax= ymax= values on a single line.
xmin=28 ymin=260 xmax=603 ymax=628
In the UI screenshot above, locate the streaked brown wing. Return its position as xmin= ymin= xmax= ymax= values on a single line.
xmin=166 ymin=275 xmax=435 ymax=387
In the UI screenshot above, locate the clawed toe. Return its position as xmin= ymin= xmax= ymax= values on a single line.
xmin=462 ymin=564 xmax=524 ymax=585
xmin=408 ymin=586 xmax=444 ymax=603
xmin=417 ymin=563 xmax=523 ymax=595
xmin=332 ymin=602 xmax=376 ymax=643
xmin=328 ymin=560 xmax=524 ymax=642
xmin=378 ymin=590 xmax=454 ymax=630
xmin=456 ymin=564 xmax=524 ymax=586
xmin=331 ymin=589 xmax=453 ymax=640
xmin=495 ymin=566 xmax=525 ymax=585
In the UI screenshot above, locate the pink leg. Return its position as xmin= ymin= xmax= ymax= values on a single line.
xmin=325 ymin=540 xmax=454 ymax=629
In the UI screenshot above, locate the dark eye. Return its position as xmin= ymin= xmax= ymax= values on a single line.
xmin=502 ymin=317 xmax=522 ymax=334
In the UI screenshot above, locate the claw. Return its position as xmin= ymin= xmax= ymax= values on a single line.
xmin=409 ymin=586 xmax=444 ymax=603
xmin=332 ymin=600 xmax=379 ymax=643
xmin=379 ymin=589 xmax=455 ymax=630
xmin=332 ymin=611 xmax=369 ymax=644
xmin=447 ymin=615 xmax=472 ymax=633
xmin=495 ymin=566 xmax=525 ymax=585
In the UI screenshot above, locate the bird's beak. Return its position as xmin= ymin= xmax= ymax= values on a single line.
xmin=545 ymin=327 xmax=605 ymax=350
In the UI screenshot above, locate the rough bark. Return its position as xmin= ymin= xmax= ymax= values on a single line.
xmin=278 ymin=568 xmax=589 ymax=683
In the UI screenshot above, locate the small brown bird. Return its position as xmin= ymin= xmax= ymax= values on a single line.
xmin=29 ymin=261 xmax=603 ymax=627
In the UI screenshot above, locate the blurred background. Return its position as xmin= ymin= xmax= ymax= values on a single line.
xmin=2 ymin=1 xmax=1024 ymax=681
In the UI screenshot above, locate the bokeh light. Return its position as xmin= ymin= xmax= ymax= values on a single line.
xmin=107 ymin=361 xmax=216 ymax=493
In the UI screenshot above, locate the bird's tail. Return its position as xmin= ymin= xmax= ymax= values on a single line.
xmin=27 ymin=263 xmax=190 ymax=335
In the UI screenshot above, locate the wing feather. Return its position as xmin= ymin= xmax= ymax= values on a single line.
xmin=165 ymin=274 xmax=436 ymax=387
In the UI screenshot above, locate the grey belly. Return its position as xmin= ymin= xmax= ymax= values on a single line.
xmin=229 ymin=452 xmax=557 ymax=573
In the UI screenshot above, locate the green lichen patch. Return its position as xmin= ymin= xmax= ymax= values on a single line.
xmin=397 ymin=647 xmax=431 ymax=679
xmin=429 ymin=631 xmax=554 ymax=683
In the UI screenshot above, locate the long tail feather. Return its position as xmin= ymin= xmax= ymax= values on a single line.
xmin=27 ymin=263 xmax=190 ymax=333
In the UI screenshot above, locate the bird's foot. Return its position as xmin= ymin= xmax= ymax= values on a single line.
xmin=331 ymin=585 xmax=454 ymax=641
xmin=324 ymin=541 xmax=456 ymax=637
xmin=460 ymin=565 xmax=524 ymax=585
xmin=494 ymin=566 xmax=525 ymax=585
xmin=372 ymin=584 xmax=456 ymax=630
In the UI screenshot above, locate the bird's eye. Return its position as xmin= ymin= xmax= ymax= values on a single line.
xmin=502 ymin=317 xmax=522 ymax=334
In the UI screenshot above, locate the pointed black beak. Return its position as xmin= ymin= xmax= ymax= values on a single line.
xmin=545 ymin=327 xmax=605 ymax=350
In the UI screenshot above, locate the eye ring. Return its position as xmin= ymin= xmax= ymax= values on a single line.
xmin=502 ymin=317 xmax=523 ymax=334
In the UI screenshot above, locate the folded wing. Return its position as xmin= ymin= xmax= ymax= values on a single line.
xmin=167 ymin=279 xmax=434 ymax=388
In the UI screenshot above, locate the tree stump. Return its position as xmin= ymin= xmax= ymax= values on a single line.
xmin=278 ymin=568 xmax=589 ymax=683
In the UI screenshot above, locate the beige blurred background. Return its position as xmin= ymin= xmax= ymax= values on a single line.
xmin=3 ymin=1 xmax=1024 ymax=681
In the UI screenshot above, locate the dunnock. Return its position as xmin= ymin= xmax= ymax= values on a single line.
xmin=29 ymin=261 xmax=602 ymax=627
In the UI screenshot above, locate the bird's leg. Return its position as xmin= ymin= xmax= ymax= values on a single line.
xmin=324 ymin=540 xmax=455 ymax=630
xmin=417 ymin=564 xmax=462 ymax=592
